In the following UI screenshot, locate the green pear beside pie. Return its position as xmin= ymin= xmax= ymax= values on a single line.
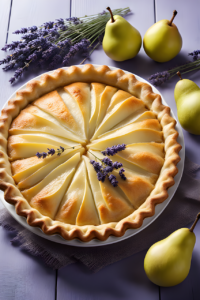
xmin=0 ymin=65 xmax=181 ymax=241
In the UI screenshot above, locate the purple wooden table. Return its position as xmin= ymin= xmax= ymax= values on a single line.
xmin=0 ymin=0 xmax=200 ymax=299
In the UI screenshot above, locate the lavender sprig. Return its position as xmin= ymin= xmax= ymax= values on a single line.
xmin=36 ymin=145 xmax=76 ymax=159
xmin=149 ymin=50 xmax=200 ymax=86
xmin=89 ymin=144 xmax=126 ymax=187
xmin=1 ymin=7 xmax=131 ymax=84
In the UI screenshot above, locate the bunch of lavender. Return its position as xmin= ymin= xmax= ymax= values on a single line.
xmin=36 ymin=145 xmax=76 ymax=158
xmin=89 ymin=144 xmax=126 ymax=187
xmin=0 ymin=7 xmax=130 ymax=84
xmin=149 ymin=50 xmax=200 ymax=86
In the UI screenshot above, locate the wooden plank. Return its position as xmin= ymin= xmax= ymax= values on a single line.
xmin=0 ymin=0 xmax=71 ymax=110
xmin=0 ymin=0 xmax=11 ymax=49
xmin=57 ymin=250 xmax=159 ymax=300
xmin=0 ymin=227 xmax=55 ymax=300
xmin=155 ymin=0 xmax=200 ymax=165
xmin=0 ymin=1 xmax=70 ymax=299
xmin=57 ymin=1 xmax=159 ymax=299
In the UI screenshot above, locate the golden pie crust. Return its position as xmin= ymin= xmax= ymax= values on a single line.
xmin=0 ymin=64 xmax=181 ymax=241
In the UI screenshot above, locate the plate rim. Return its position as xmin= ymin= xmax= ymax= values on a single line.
xmin=0 ymin=64 xmax=185 ymax=247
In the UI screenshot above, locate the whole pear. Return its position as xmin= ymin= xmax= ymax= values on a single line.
xmin=103 ymin=7 xmax=142 ymax=61
xmin=143 ymin=10 xmax=182 ymax=62
xmin=174 ymin=72 xmax=200 ymax=135
xmin=144 ymin=213 xmax=200 ymax=287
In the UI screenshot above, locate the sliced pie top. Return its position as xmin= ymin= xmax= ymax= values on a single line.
xmin=0 ymin=65 xmax=181 ymax=241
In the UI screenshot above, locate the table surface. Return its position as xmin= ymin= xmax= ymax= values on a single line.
xmin=0 ymin=0 xmax=200 ymax=299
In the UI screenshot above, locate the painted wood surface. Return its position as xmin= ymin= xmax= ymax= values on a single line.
xmin=0 ymin=1 xmax=70 ymax=299
xmin=155 ymin=0 xmax=200 ymax=165
xmin=0 ymin=0 xmax=200 ymax=299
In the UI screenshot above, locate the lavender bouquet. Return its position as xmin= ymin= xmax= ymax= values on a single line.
xmin=0 ymin=7 xmax=130 ymax=84
xmin=149 ymin=50 xmax=200 ymax=86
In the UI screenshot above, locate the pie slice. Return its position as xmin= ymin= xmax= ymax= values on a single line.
xmin=9 ymin=105 xmax=84 ymax=143
xmin=92 ymin=95 xmax=145 ymax=139
xmin=63 ymin=83 xmax=91 ymax=140
xmin=84 ymin=156 xmax=134 ymax=224
xmin=33 ymin=90 xmax=81 ymax=136
xmin=89 ymin=83 xmax=106 ymax=139
xmin=8 ymin=133 xmax=80 ymax=160
xmin=22 ymin=153 xmax=81 ymax=218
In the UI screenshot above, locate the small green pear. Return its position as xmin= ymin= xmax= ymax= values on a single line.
xmin=144 ymin=213 xmax=200 ymax=287
xmin=174 ymin=72 xmax=200 ymax=135
xmin=102 ymin=7 xmax=142 ymax=61
xmin=143 ymin=10 xmax=182 ymax=62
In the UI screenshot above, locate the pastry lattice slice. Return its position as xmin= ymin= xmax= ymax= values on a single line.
xmin=92 ymin=94 xmax=145 ymax=140
xmin=62 ymin=83 xmax=91 ymax=140
xmin=55 ymin=159 xmax=99 ymax=226
xmin=11 ymin=147 xmax=83 ymax=184
xmin=8 ymin=133 xmax=80 ymax=160
xmin=115 ymin=143 xmax=165 ymax=175
xmin=84 ymin=156 xmax=134 ymax=224
xmin=33 ymin=90 xmax=81 ymax=136
xmin=88 ymin=83 xmax=106 ymax=140
xmin=18 ymin=148 xmax=85 ymax=190
xmin=9 ymin=105 xmax=84 ymax=143
xmin=21 ymin=153 xmax=81 ymax=219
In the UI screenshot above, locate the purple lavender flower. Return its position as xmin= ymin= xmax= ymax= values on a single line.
xmin=36 ymin=152 xmax=43 ymax=158
xmin=13 ymin=27 xmax=28 ymax=34
xmin=60 ymin=146 xmax=65 ymax=152
xmin=97 ymin=171 xmax=106 ymax=182
xmin=43 ymin=21 xmax=54 ymax=29
xmin=149 ymin=71 xmax=170 ymax=86
xmin=102 ymin=157 xmax=113 ymax=166
xmin=62 ymin=39 xmax=90 ymax=66
xmin=101 ymin=144 xmax=126 ymax=156
xmin=188 ymin=50 xmax=200 ymax=61
xmin=119 ymin=168 xmax=126 ymax=180
xmin=90 ymin=160 xmax=102 ymax=172
xmin=28 ymin=25 xmax=38 ymax=32
xmin=113 ymin=161 xmax=123 ymax=169
xmin=103 ymin=166 xmax=114 ymax=174
xmin=108 ymin=174 xmax=118 ymax=187
xmin=47 ymin=148 xmax=55 ymax=156
xmin=2 ymin=62 xmax=15 ymax=71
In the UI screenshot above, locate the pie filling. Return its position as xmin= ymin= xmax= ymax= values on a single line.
xmin=8 ymin=82 xmax=165 ymax=226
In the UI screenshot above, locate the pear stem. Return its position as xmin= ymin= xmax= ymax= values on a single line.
xmin=106 ymin=7 xmax=115 ymax=23
xmin=169 ymin=10 xmax=177 ymax=26
xmin=189 ymin=213 xmax=200 ymax=232
xmin=177 ymin=71 xmax=182 ymax=80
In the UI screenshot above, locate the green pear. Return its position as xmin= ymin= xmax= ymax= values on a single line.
xmin=102 ymin=7 xmax=142 ymax=61
xmin=143 ymin=10 xmax=182 ymax=62
xmin=144 ymin=213 xmax=200 ymax=287
xmin=174 ymin=72 xmax=200 ymax=135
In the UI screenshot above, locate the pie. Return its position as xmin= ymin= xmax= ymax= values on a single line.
xmin=0 ymin=65 xmax=181 ymax=241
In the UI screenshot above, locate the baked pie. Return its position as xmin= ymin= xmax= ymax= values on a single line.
xmin=0 ymin=65 xmax=181 ymax=241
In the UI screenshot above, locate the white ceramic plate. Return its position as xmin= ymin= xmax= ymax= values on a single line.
xmin=0 ymin=65 xmax=185 ymax=247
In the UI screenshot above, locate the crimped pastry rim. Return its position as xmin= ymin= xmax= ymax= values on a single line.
xmin=0 ymin=64 xmax=182 ymax=242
